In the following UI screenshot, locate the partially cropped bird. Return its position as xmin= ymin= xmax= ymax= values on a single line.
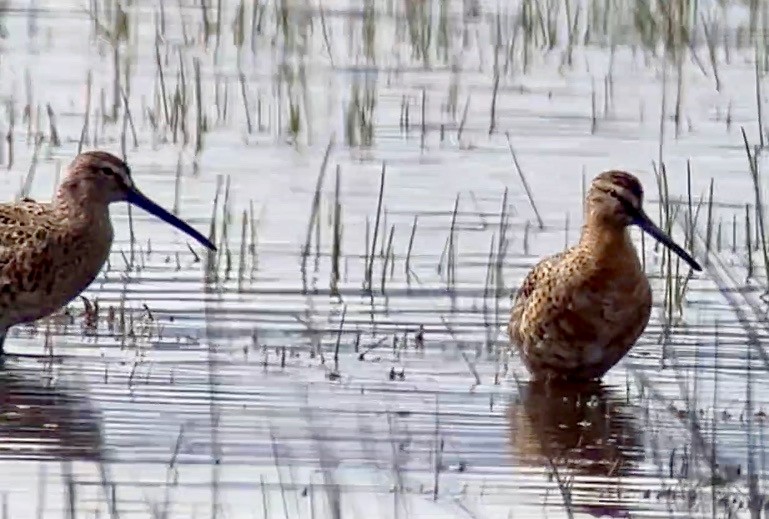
xmin=508 ymin=170 xmax=701 ymax=382
xmin=0 ymin=150 xmax=215 ymax=353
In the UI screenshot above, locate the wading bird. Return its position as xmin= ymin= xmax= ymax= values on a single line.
xmin=508 ymin=170 xmax=701 ymax=383
xmin=0 ymin=150 xmax=215 ymax=353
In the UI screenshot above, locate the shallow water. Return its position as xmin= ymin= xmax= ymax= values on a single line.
xmin=0 ymin=0 xmax=768 ymax=517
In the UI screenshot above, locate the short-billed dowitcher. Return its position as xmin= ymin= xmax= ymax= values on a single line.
xmin=509 ymin=170 xmax=701 ymax=382
xmin=0 ymin=150 xmax=215 ymax=354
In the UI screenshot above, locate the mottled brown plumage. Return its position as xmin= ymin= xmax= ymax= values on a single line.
xmin=0 ymin=150 xmax=216 ymax=354
xmin=509 ymin=170 xmax=701 ymax=382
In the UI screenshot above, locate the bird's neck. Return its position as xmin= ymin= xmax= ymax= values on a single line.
xmin=54 ymin=182 xmax=111 ymax=226
xmin=53 ymin=191 xmax=114 ymax=271
xmin=578 ymin=221 xmax=639 ymax=265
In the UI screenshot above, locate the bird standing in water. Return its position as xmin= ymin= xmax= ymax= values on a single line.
xmin=508 ymin=170 xmax=701 ymax=383
xmin=0 ymin=150 xmax=216 ymax=354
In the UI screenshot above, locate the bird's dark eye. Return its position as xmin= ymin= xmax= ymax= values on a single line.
xmin=608 ymin=189 xmax=638 ymax=215
xmin=100 ymin=167 xmax=115 ymax=176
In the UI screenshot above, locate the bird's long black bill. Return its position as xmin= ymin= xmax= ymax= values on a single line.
xmin=635 ymin=211 xmax=701 ymax=271
xmin=126 ymin=189 xmax=216 ymax=251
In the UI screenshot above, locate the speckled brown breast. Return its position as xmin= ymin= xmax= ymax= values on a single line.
xmin=509 ymin=234 xmax=652 ymax=382
xmin=0 ymin=202 xmax=113 ymax=329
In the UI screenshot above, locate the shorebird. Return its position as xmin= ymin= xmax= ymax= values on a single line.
xmin=0 ymin=150 xmax=215 ymax=354
xmin=508 ymin=170 xmax=701 ymax=382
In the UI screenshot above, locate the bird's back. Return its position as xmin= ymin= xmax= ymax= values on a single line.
xmin=509 ymin=238 xmax=651 ymax=382
xmin=0 ymin=200 xmax=113 ymax=329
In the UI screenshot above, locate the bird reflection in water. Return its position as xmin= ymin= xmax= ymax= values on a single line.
xmin=507 ymin=379 xmax=644 ymax=517
xmin=0 ymin=360 xmax=103 ymax=462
